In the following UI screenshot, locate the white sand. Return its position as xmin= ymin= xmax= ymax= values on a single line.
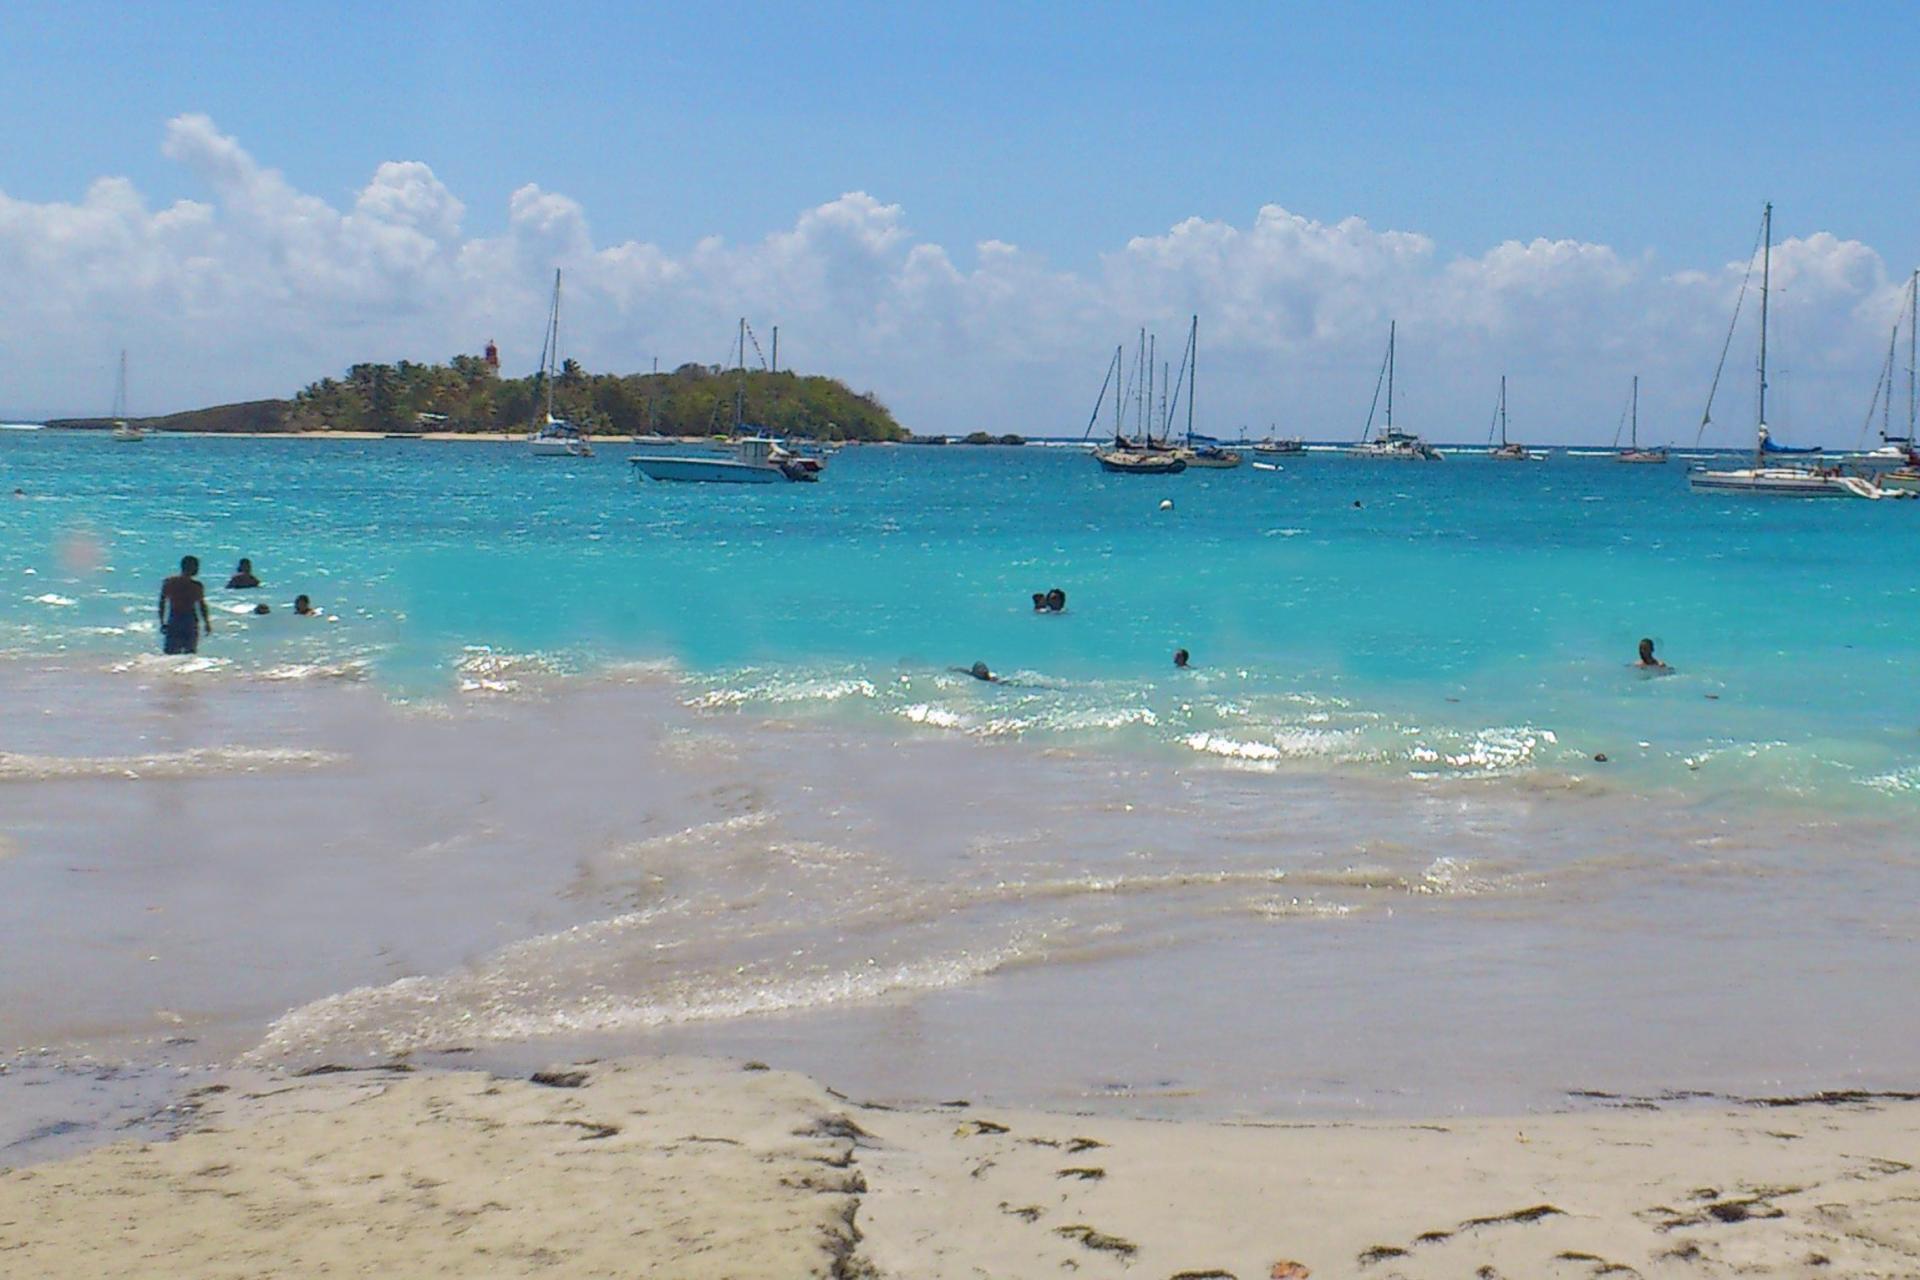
xmin=2 ymin=1058 xmax=1915 ymax=1278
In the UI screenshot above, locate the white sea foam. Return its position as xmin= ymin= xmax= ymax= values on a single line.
xmin=28 ymin=593 xmax=76 ymax=607
xmin=0 ymin=745 xmax=345 ymax=782
xmin=246 ymin=936 xmax=1026 ymax=1062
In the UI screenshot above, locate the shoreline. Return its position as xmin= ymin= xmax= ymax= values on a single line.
xmin=3 ymin=1054 xmax=1915 ymax=1277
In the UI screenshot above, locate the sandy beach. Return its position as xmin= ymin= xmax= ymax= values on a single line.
xmin=2 ymin=1055 xmax=1915 ymax=1278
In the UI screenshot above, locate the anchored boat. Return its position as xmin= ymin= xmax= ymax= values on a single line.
xmin=629 ymin=320 xmax=822 ymax=483
xmin=527 ymin=270 xmax=593 ymax=458
xmin=1487 ymin=376 xmax=1543 ymax=461
xmin=1689 ymin=205 xmax=1907 ymax=499
xmin=108 ymin=351 xmax=145 ymax=442
xmin=1348 ymin=322 xmax=1441 ymax=460
xmin=1614 ymin=376 xmax=1667 ymax=463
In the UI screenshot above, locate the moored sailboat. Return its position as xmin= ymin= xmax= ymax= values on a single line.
xmin=109 ymin=351 xmax=145 ymax=442
xmin=1348 ymin=322 xmax=1441 ymax=460
xmin=1487 ymin=376 xmax=1543 ymax=460
xmin=527 ymin=270 xmax=593 ymax=458
xmin=1613 ymin=375 xmax=1667 ymax=463
xmin=1089 ymin=330 xmax=1187 ymax=474
xmin=1689 ymin=204 xmax=1904 ymax=498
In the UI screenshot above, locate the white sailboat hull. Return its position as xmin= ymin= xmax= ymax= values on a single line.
xmin=1688 ymin=467 xmax=1901 ymax=498
xmin=529 ymin=435 xmax=592 ymax=457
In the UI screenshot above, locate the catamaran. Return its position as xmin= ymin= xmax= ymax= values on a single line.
xmin=1613 ymin=375 xmax=1667 ymax=463
xmin=1348 ymin=321 xmax=1441 ymax=459
xmin=527 ymin=270 xmax=593 ymax=458
xmin=629 ymin=319 xmax=821 ymax=483
xmin=109 ymin=351 xmax=145 ymax=442
xmin=1689 ymin=204 xmax=1905 ymax=499
xmin=1487 ymin=376 xmax=1543 ymax=460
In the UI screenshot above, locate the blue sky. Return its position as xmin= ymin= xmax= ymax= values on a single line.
xmin=3 ymin=1 xmax=1917 ymax=440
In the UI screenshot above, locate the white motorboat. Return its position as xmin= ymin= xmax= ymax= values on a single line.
xmin=631 ymin=436 xmax=818 ymax=483
xmin=526 ymin=269 xmax=593 ymax=458
xmin=1348 ymin=322 xmax=1442 ymax=459
xmin=630 ymin=320 xmax=822 ymax=483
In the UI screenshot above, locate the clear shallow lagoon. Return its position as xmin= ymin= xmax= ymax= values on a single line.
xmin=5 ymin=431 xmax=1919 ymax=804
xmin=2 ymin=432 xmax=1917 ymax=1139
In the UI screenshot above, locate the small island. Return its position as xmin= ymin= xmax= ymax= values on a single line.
xmin=49 ymin=354 xmax=908 ymax=442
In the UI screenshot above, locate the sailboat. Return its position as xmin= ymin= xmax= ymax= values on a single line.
xmin=1690 ymin=204 xmax=1902 ymax=498
xmin=1170 ymin=318 xmax=1239 ymax=468
xmin=1487 ymin=376 xmax=1543 ymax=460
xmin=527 ymin=270 xmax=593 ymax=457
xmin=629 ymin=319 xmax=819 ymax=482
xmin=1613 ymin=376 xmax=1667 ymax=463
xmin=1348 ymin=322 xmax=1441 ymax=459
xmin=1091 ymin=330 xmax=1186 ymax=474
xmin=1860 ymin=270 xmax=1920 ymax=486
xmin=109 ymin=351 xmax=145 ymax=442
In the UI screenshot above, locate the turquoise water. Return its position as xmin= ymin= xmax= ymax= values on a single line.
xmin=5 ymin=431 xmax=1919 ymax=807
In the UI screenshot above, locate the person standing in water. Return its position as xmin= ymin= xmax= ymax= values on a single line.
xmin=226 ymin=558 xmax=260 ymax=589
xmin=158 ymin=556 xmax=212 ymax=654
xmin=1637 ymin=637 xmax=1670 ymax=671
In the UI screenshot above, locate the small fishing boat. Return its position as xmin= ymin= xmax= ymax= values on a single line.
xmin=526 ymin=270 xmax=593 ymax=458
xmin=630 ymin=320 xmax=822 ymax=483
xmin=1348 ymin=322 xmax=1442 ymax=460
xmin=1690 ymin=205 xmax=1905 ymax=499
xmin=1614 ymin=376 xmax=1667 ymax=463
xmin=1487 ymin=376 xmax=1543 ymax=461
xmin=630 ymin=436 xmax=818 ymax=483
xmin=108 ymin=352 xmax=145 ymax=442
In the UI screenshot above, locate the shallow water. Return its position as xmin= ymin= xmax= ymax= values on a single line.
xmin=1 ymin=434 xmax=1916 ymax=1148
xmin=4 ymin=433 xmax=1919 ymax=806
xmin=0 ymin=663 xmax=1912 ymax=1143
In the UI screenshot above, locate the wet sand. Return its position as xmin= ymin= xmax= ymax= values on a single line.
xmin=2 ymin=1055 xmax=1915 ymax=1278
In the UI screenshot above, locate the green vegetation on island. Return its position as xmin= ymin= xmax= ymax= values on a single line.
xmin=292 ymin=355 xmax=904 ymax=440
xmin=51 ymin=354 xmax=907 ymax=440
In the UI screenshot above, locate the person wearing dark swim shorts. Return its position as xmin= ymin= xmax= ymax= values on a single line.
xmin=158 ymin=556 xmax=212 ymax=654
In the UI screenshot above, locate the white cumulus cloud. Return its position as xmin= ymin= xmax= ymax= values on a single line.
xmin=0 ymin=115 xmax=1906 ymax=447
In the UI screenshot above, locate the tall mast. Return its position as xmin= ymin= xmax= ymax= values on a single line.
xmin=1135 ymin=329 xmax=1146 ymax=442
xmin=735 ymin=317 xmax=746 ymax=433
xmin=1186 ymin=315 xmax=1197 ymax=446
xmin=1114 ymin=344 xmax=1123 ymax=445
xmin=1631 ymin=375 xmax=1639 ymax=448
xmin=1896 ymin=268 xmax=1912 ymax=443
xmin=1756 ymin=202 xmax=1771 ymax=459
xmin=114 ymin=349 xmax=128 ymax=420
xmin=1386 ymin=321 xmax=1396 ymax=431
xmin=771 ymin=325 xmax=779 ymax=374
xmin=1161 ymin=361 xmax=1169 ymax=442
xmin=546 ymin=269 xmax=560 ymax=420
xmin=1499 ymin=374 xmax=1507 ymax=446
xmin=1136 ymin=333 xmax=1152 ymax=443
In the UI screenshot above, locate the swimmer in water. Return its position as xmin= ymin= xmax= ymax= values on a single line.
xmin=252 ymin=603 xmax=270 ymax=615
xmin=293 ymin=594 xmax=316 ymax=616
xmin=1636 ymin=637 xmax=1670 ymax=671
xmin=953 ymin=661 xmax=998 ymax=683
xmin=158 ymin=556 xmax=212 ymax=654
xmin=1173 ymin=648 xmax=1190 ymax=668
xmin=1033 ymin=592 xmax=1048 ymax=612
xmin=226 ymin=558 xmax=260 ymax=589
xmin=1046 ymin=587 xmax=1066 ymax=612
